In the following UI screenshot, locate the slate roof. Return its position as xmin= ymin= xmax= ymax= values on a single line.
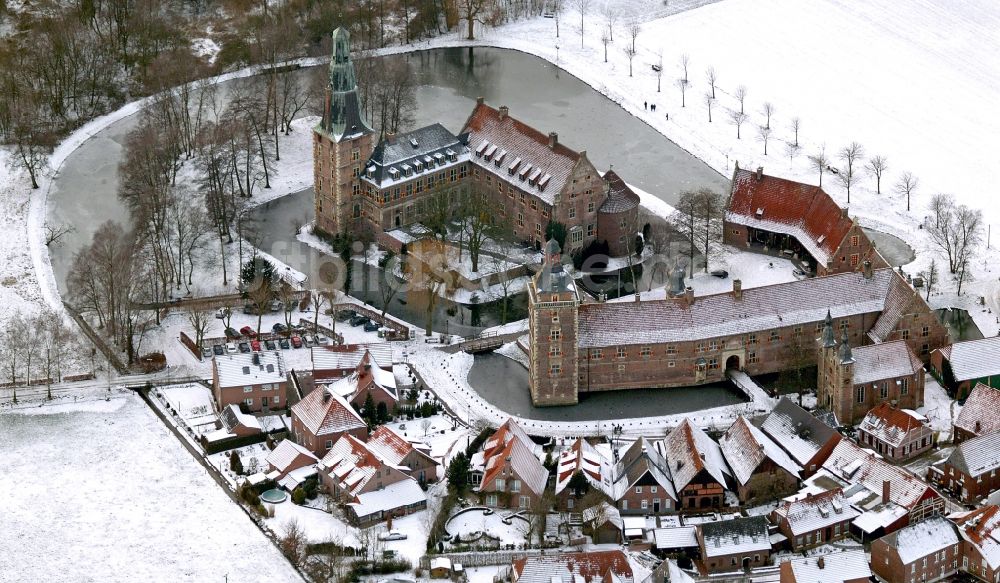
xmin=772 ymin=489 xmax=859 ymax=536
xmin=312 ymin=343 xmax=393 ymax=372
xmin=780 ymin=549 xmax=871 ymax=583
xmin=511 ymin=550 xmax=633 ymax=583
xmin=823 ymin=440 xmax=935 ymax=509
xmin=759 ymin=398 xmax=841 ymax=467
xmin=951 ymin=506 xmax=1000 ymax=570
xmin=726 ymin=168 xmax=854 ymax=266
xmin=946 ymin=432 xmax=1000 ymax=477
xmin=858 ymin=403 xmax=929 ymax=449
xmin=880 ymin=515 xmax=959 ymax=565
xmin=462 ymin=102 xmax=582 ymax=206
xmin=599 ymin=170 xmax=640 ymax=214
xmin=720 ymin=416 xmax=801 ymax=486
xmin=851 ymin=340 xmax=923 ymax=385
xmin=663 ymin=419 xmax=730 ymax=492
xmin=363 ymin=124 xmax=469 ymax=187
xmin=266 ymin=439 xmax=319 ymax=474
xmin=699 ymin=516 xmax=770 ymax=558
xmin=612 ymin=437 xmax=676 ymax=502
xmin=578 ymin=268 xmax=905 ymax=347
xmin=936 ymin=336 xmax=1000 ymax=381
xmin=290 ymin=385 xmax=366 ymax=438
xmin=954 ymin=383 xmax=1000 ymax=437
xmin=214 ymin=351 xmax=285 ymax=388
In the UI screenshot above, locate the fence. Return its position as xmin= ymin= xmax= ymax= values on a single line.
xmin=332 ymin=302 xmax=411 ymax=340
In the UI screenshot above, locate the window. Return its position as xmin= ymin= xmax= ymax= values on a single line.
xmin=588 ymin=201 xmax=595 ymax=213
xmin=243 ymin=386 xmax=253 ymax=393
xmin=550 ymin=329 xmax=561 ymax=341
xmin=709 ymin=340 xmax=720 ymax=351
xmin=641 ymin=500 xmax=648 ymax=509
xmin=512 ymin=479 xmax=521 ymax=492
xmin=651 ymin=486 xmax=658 ymax=494
xmin=793 ymin=326 xmax=803 ymax=336
xmin=517 ymin=213 xmax=524 ymax=227
xmin=696 ymin=342 xmax=706 ymax=353
xmin=549 ymin=345 xmax=562 ymax=356
xmin=587 ymin=223 xmax=595 ymax=237
xmin=770 ymin=331 xmax=780 ymax=342
xmin=901 ymin=328 xmax=910 ymax=340
xmin=851 ymin=235 xmax=859 ymax=247
xmin=617 ymin=347 xmax=627 ymax=358
xmin=486 ymin=494 xmax=497 ymax=506
xmin=245 ymin=398 xmax=253 ymax=406
xmin=668 ymin=361 xmax=675 ymax=367
xmin=326 ymin=440 xmax=333 ymax=449
xmin=617 ymin=364 xmax=626 ymax=372
xmin=748 ymin=333 xmax=757 ymax=345
xmin=592 ymin=348 xmax=603 ymax=360
xmin=901 ymin=378 xmax=909 ymax=395
xmin=495 ymin=478 xmax=505 ymax=490
xmin=571 ymin=229 xmax=583 ymax=243
xmin=850 ymin=253 xmax=860 ymax=266
xmin=550 ymin=363 xmax=561 ymax=376
xmin=880 ymin=382 xmax=889 ymax=399
xmin=921 ymin=326 xmax=930 ymax=337
xmin=856 ymin=386 xmax=866 ymax=403
xmin=552 ymin=313 xmax=559 ymax=323
xmin=922 ymin=343 xmax=930 ymax=356
xmin=272 ymin=395 xmax=279 ymax=404
xmin=749 ymin=352 xmax=758 ymax=364
xmin=840 ymin=319 xmax=850 ymax=330
xmin=641 ymin=346 xmax=651 ymax=358
xmin=635 ymin=486 xmax=642 ymax=494
xmin=708 ymin=358 xmax=719 ymax=370
xmin=568 ymin=206 xmax=576 ymax=218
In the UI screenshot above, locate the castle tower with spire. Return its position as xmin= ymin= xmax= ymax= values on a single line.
xmin=818 ymin=314 xmax=860 ymax=424
xmin=314 ymin=28 xmax=376 ymax=236
xmin=527 ymin=239 xmax=581 ymax=406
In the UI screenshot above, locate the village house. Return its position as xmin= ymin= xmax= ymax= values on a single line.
xmin=930 ymin=336 xmax=1000 ymax=399
xmin=553 ymin=437 xmax=614 ymax=510
xmin=265 ymin=439 xmax=320 ymax=491
xmin=364 ymin=425 xmax=438 ymax=484
xmin=951 ymin=506 xmax=1000 ymax=583
xmin=311 ymin=343 xmax=393 ymax=382
xmin=720 ymin=416 xmax=801 ymax=503
xmin=697 ymin=516 xmax=771 ymax=574
xmin=928 ymin=432 xmax=1000 ymax=504
xmin=473 ymin=419 xmax=547 ymax=509
xmin=581 ymin=501 xmax=625 ymax=544
xmin=870 ymin=515 xmax=961 ymax=583
xmin=289 ymin=385 xmax=367 ymax=458
xmin=778 ymin=549 xmax=871 ymax=583
xmin=663 ymin=419 xmax=731 ymax=510
xmin=318 ymin=433 xmax=426 ymax=525
xmin=953 ymin=383 xmax=1000 ymax=444
xmin=610 ymin=437 xmax=677 ymax=515
xmin=218 ymin=404 xmax=262 ymax=438
xmin=856 ymin=402 xmax=934 ymax=462
xmin=653 ymin=522 xmax=699 ymax=556
xmin=320 ymin=351 xmax=398 ymax=410
xmin=759 ymin=397 xmax=842 ymax=476
xmin=211 ymin=351 xmax=288 ymax=413
xmin=511 ymin=550 xmax=634 ymax=583
xmin=771 ymin=488 xmax=859 ymax=551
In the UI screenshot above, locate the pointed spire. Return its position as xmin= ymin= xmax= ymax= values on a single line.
xmin=322 ymin=26 xmax=374 ymax=140
xmin=838 ymin=330 xmax=854 ymax=364
xmin=821 ymin=309 xmax=837 ymax=348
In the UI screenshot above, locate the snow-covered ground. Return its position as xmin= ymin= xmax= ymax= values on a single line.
xmin=0 ymin=395 xmax=301 ymax=581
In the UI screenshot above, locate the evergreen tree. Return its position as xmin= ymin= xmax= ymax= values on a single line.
xmin=567 ymin=470 xmax=591 ymax=497
xmin=361 ymin=393 xmax=377 ymax=428
xmin=376 ymin=401 xmax=389 ymax=424
xmin=447 ymin=452 xmax=470 ymax=494
xmin=230 ymin=450 xmax=244 ymax=474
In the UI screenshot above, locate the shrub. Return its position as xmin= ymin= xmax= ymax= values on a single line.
xmin=229 ymin=451 xmax=244 ymax=474
xmin=292 ymin=487 xmax=306 ymax=505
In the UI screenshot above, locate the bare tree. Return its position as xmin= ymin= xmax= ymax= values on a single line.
xmin=186 ymin=309 xmax=211 ymax=348
xmin=45 ymin=223 xmax=75 ymax=247
xmin=490 ymin=252 xmax=515 ymax=325
xmin=279 ymin=518 xmax=306 ymax=566
xmin=757 ymin=125 xmax=772 ymax=155
xmin=655 ymin=52 xmax=663 ymax=92
xmin=626 ymin=18 xmax=640 ymax=52
xmin=761 ymin=101 xmax=775 ymax=129
xmin=784 ymin=141 xmax=801 ymax=167
xmin=790 ymin=116 xmax=801 ymax=146
xmin=600 ymin=30 xmax=609 ymax=62
xmin=929 ymin=193 xmax=950 ymax=230
xmin=670 ymin=189 xmax=723 ymax=276
xmin=867 ymin=155 xmax=888 ymax=194
xmin=704 ymin=93 xmax=714 ymax=122
xmin=601 ymin=1 xmax=620 ymax=41
xmin=623 ymin=45 xmax=637 ymax=77
xmin=572 ymin=0 xmax=592 ymax=48
xmin=925 ymin=195 xmax=983 ymax=274
xmin=837 ymin=141 xmax=864 ymax=203
xmin=706 ymin=66 xmax=718 ymax=98
xmin=679 ymin=53 xmax=690 ymax=84
xmin=809 ymin=145 xmax=829 ymax=187
xmin=675 ymin=77 xmax=687 ymax=107
xmin=729 ymin=109 xmax=747 ymax=139
xmin=734 ymin=85 xmax=748 ymax=114
xmin=552 ymin=0 xmax=563 ymax=37
xmin=895 ymin=171 xmax=919 ymax=212
xmin=924 ymin=259 xmax=938 ymax=301
xmin=458 ymin=0 xmax=493 ymax=40
xmin=421 ymin=417 xmax=432 ymax=437
xmin=304 ymin=535 xmax=349 ymax=583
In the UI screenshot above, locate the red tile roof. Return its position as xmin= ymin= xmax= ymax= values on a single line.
xmin=727 ymin=168 xmax=854 ymax=265
xmin=512 ymin=550 xmax=633 ymax=583
xmin=663 ymin=419 xmax=730 ymax=491
xmin=291 ymin=385 xmax=366 ymax=438
xmin=858 ymin=403 xmax=928 ymax=448
xmin=479 ymin=420 xmax=548 ymax=498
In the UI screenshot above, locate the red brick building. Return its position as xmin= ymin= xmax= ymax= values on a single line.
xmin=554 ymin=437 xmax=614 ymax=511
xmin=321 ymin=351 xmax=398 ymax=411
xmin=724 ymin=167 xmax=887 ymax=276
xmin=265 ymin=439 xmax=319 ymax=481
xmin=609 ymin=437 xmax=676 ymax=514
xmin=311 ymin=343 xmax=393 ymax=382
xmin=697 ymin=516 xmax=770 ymax=574
xmin=771 ymin=489 xmax=859 ymax=551
xmin=218 ymin=404 xmax=262 ymax=438
xmin=472 ymin=419 xmax=548 ymax=510
xmin=779 ymin=550 xmax=871 ymax=583
xmin=511 ymin=550 xmax=634 ymax=583
xmin=719 ymin=416 xmax=801 ymax=503
xmin=930 ymin=336 xmax=1000 ymax=399
xmin=211 ymin=352 xmax=288 ymax=413
xmin=871 ymin=516 xmax=960 ymax=583
xmin=857 ymin=402 xmax=933 ymax=462
xmin=289 ymin=386 xmax=367 ymax=457
xmin=928 ymin=432 xmax=1000 ymax=504
xmin=663 ymin=419 xmax=731 ymax=511
xmin=952 ymin=506 xmax=1000 ymax=582
xmin=952 ymin=383 xmax=1000 ymax=444
xmin=759 ymin=397 xmax=842 ymax=477
xmin=364 ymin=425 xmax=438 ymax=484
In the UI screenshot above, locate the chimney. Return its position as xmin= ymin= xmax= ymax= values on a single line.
xmin=882 ymin=480 xmax=891 ymax=503
xmin=976 ymin=420 xmax=982 ymax=433
xmin=733 ymin=279 xmax=743 ymax=300
xmin=476 ymin=96 xmax=485 ymax=105
xmin=684 ymin=286 xmax=695 ymax=306
xmin=755 ymin=166 xmax=763 ymax=181
xmin=842 ymin=206 xmax=849 ymax=218
xmin=862 ymin=259 xmax=873 ymax=280
xmin=817 ymin=557 xmax=825 ymax=570
xmin=323 ymin=390 xmax=331 ymax=403
xmin=699 ymin=452 xmax=706 ymax=461
xmin=548 ymin=132 xmax=558 ymax=149
xmin=634 ymin=291 xmax=641 ymax=303
xmin=386 ymin=132 xmax=396 ymax=143
xmin=499 ymin=105 xmax=509 ymax=120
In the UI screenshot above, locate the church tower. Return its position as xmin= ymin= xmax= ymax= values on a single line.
xmin=816 ymin=310 xmax=838 ymax=409
xmin=527 ymin=240 xmax=580 ymax=406
xmin=314 ymin=28 xmax=375 ymax=237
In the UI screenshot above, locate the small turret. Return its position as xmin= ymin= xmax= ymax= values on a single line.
xmin=838 ymin=330 xmax=854 ymax=364
xmin=821 ymin=309 xmax=837 ymax=348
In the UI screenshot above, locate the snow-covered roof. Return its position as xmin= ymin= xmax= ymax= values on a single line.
xmin=479 ymin=427 xmax=548 ymax=498
xmin=780 ymin=549 xmax=871 ymax=583
xmin=952 ymin=506 xmax=1000 ymax=570
xmin=511 ymin=550 xmax=634 ymax=583
xmin=699 ymin=516 xmax=770 ymax=558
xmin=823 ymin=440 xmax=934 ymax=509
xmin=851 ymin=340 xmax=923 ymax=385
xmin=880 ymin=516 xmax=959 ymax=565
xmin=858 ymin=403 xmax=929 ymax=449
xmin=955 ymin=383 xmax=1000 ymax=436
xmin=348 ymin=477 xmax=426 ymax=519
xmin=936 ymin=336 xmax=1000 ymax=382
xmin=278 ymin=465 xmax=318 ymax=491
xmin=362 ymin=124 xmax=468 ymax=188
xmin=720 ymin=416 xmax=801 ymax=486
xmin=760 ymin=398 xmax=841 ymax=467
xmin=946 ymin=431 xmax=1000 ymax=477
xmin=582 ymin=502 xmax=623 ymax=532
xmin=483 ymin=418 xmax=543 ymax=458
xmin=663 ymin=419 xmax=730 ymax=491
xmin=555 ymin=438 xmax=614 ymax=497
xmin=319 ymin=434 xmax=385 ymax=496
xmin=214 ymin=351 xmax=285 ymax=388
xmin=220 ymin=404 xmax=261 ymax=432
xmin=290 ymin=385 xmax=366 ymax=438
xmin=311 ymin=343 xmax=393 ymax=372
xmin=852 ymin=503 xmax=910 ymax=534
xmin=365 ymin=425 xmax=435 ymax=470
xmin=772 ymin=489 xmax=859 ymax=536
xmin=266 ymin=439 xmax=319 ymax=474
xmin=578 ymin=268 xmax=903 ymax=347
xmin=653 ymin=526 xmax=698 ymax=549
xmin=599 ymin=170 xmax=640 ymax=214
xmin=611 ymin=437 xmax=676 ymax=502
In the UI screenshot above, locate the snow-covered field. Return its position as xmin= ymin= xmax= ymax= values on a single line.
xmin=0 ymin=396 xmax=301 ymax=581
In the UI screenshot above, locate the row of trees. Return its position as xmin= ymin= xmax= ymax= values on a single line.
xmin=1 ymin=308 xmax=87 ymax=402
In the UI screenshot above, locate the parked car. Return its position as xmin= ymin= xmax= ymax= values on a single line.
xmin=225 ymin=342 xmax=238 ymax=354
xmin=225 ymin=327 xmax=240 ymax=339
xmin=239 ymin=326 xmax=257 ymax=338
xmin=272 ymin=323 xmax=288 ymax=334
xmin=238 ymin=342 xmax=251 ymax=353
xmin=264 ymin=340 xmax=277 ymax=351
xmin=302 ymin=335 xmax=315 ymax=347
xmin=363 ymin=321 xmax=379 ymax=332
xmin=378 ymin=530 xmax=407 ymax=542
xmin=242 ymin=304 xmax=254 ymax=315
xmin=270 ymin=300 xmax=283 ymax=313
xmin=710 ymin=269 xmax=729 ymax=278
xmin=214 ymin=308 xmax=229 ymax=319
xmin=212 ymin=344 xmax=225 ymax=356
xmin=350 ymin=315 xmax=368 ymax=327
xmin=278 ymin=338 xmax=291 ymax=350
xmin=337 ymin=309 xmax=356 ymax=321
xmin=316 ymin=335 xmax=330 ymax=345
xmin=250 ymin=340 xmax=262 ymax=352
xmin=201 ymin=347 xmax=213 ymax=358
xmin=290 ymin=336 xmax=303 ymax=348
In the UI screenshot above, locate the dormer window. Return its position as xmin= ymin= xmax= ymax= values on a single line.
xmin=494 ymin=149 xmax=506 ymax=166
xmin=366 ymin=166 xmax=375 ymax=178
xmin=519 ymin=164 xmax=532 ymax=181
xmin=817 ymin=234 xmax=827 ymax=245
xmin=402 ymin=164 xmax=412 ymax=177
xmin=476 ymin=140 xmax=490 ymax=157
xmin=414 ymin=160 xmax=423 ymax=172
xmin=755 ymin=207 xmax=764 ymax=217
xmin=433 ymin=153 xmax=444 ymax=164
xmin=424 ymin=155 xmax=434 ymax=168
xmin=509 ymin=157 xmax=521 ymax=175
xmin=389 ymin=167 xmax=400 ymax=180
xmin=539 ymin=174 xmax=552 ymax=191
xmin=483 ymin=144 xmax=497 ymax=161
xmin=528 ymin=168 xmax=542 ymax=186
xmin=446 ymin=149 xmax=457 ymax=162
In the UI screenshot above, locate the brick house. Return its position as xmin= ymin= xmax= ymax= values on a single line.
xmin=554 ymin=437 xmax=614 ymax=511
xmin=265 ymin=439 xmax=319 ymax=482
xmin=951 ymin=506 xmax=1000 ymax=582
xmin=771 ymin=489 xmax=859 ymax=551
xmin=322 ymin=351 xmax=398 ymax=410
xmin=511 ymin=550 xmax=633 ymax=583
xmin=724 ymin=166 xmax=887 ymax=276
xmin=663 ymin=419 xmax=731 ymax=511
xmin=759 ymin=397 xmax=842 ymax=477
xmin=598 ymin=170 xmax=641 ymax=257
xmin=311 ymin=343 xmax=393 ymax=382
xmin=212 ymin=352 xmax=288 ymax=413
xmin=289 ymin=385 xmax=367 ymax=458
xmin=473 ymin=419 xmax=547 ymax=510
xmin=364 ymin=425 xmax=438 ymax=484
xmin=696 ymin=516 xmax=771 ymax=574
xmin=953 ymin=383 xmax=1000 ymax=444
xmin=856 ymin=402 xmax=933 ymax=462
xmin=218 ymin=404 xmax=262 ymax=438
xmin=929 ymin=432 xmax=1000 ymax=504
xmin=719 ymin=416 xmax=801 ymax=503
xmin=582 ymin=501 xmax=624 ymax=544
xmin=609 ymin=437 xmax=677 ymax=515
xmin=527 ymin=242 xmax=581 ymax=406
xmin=779 ymin=550 xmax=871 ymax=583
xmin=318 ymin=433 xmax=426 ymax=526
xmin=871 ymin=515 xmax=960 ymax=583
xmin=930 ymin=336 xmax=1000 ymax=399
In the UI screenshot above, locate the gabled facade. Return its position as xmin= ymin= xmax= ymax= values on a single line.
xmin=265 ymin=438 xmax=320 ymax=480
xmin=871 ymin=516 xmax=960 ymax=583
xmin=474 ymin=419 xmax=547 ymax=509
xmin=322 ymin=351 xmax=398 ymax=410
xmin=720 ymin=416 xmax=801 ymax=503
xmin=857 ymin=402 xmax=933 ymax=462
xmin=759 ymin=397 xmax=842 ymax=476
xmin=663 ymin=419 xmax=731 ymax=510
xmin=953 ymin=383 xmax=1000 ymax=444
xmin=951 ymin=506 xmax=1000 ymax=582
xmin=311 ymin=343 xmax=393 ymax=382
xmin=554 ymin=437 xmax=613 ymax=510
xmin=365 ymin=425 xmax=438 ymax=484
xmin=929 ymin=432 xmax=1000 ymax=503
xmin=931 ymin=337 xmax=1000 ymax=399
xmin=290 ymin=385 xmax=367 ymax=457
xmin=212 ymin=351 xmax=288 ymax=413
xmin=771 ymin=489 xmax=858 ymax=551
xmin=610 ymin=437 xmax=676 ymax=514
